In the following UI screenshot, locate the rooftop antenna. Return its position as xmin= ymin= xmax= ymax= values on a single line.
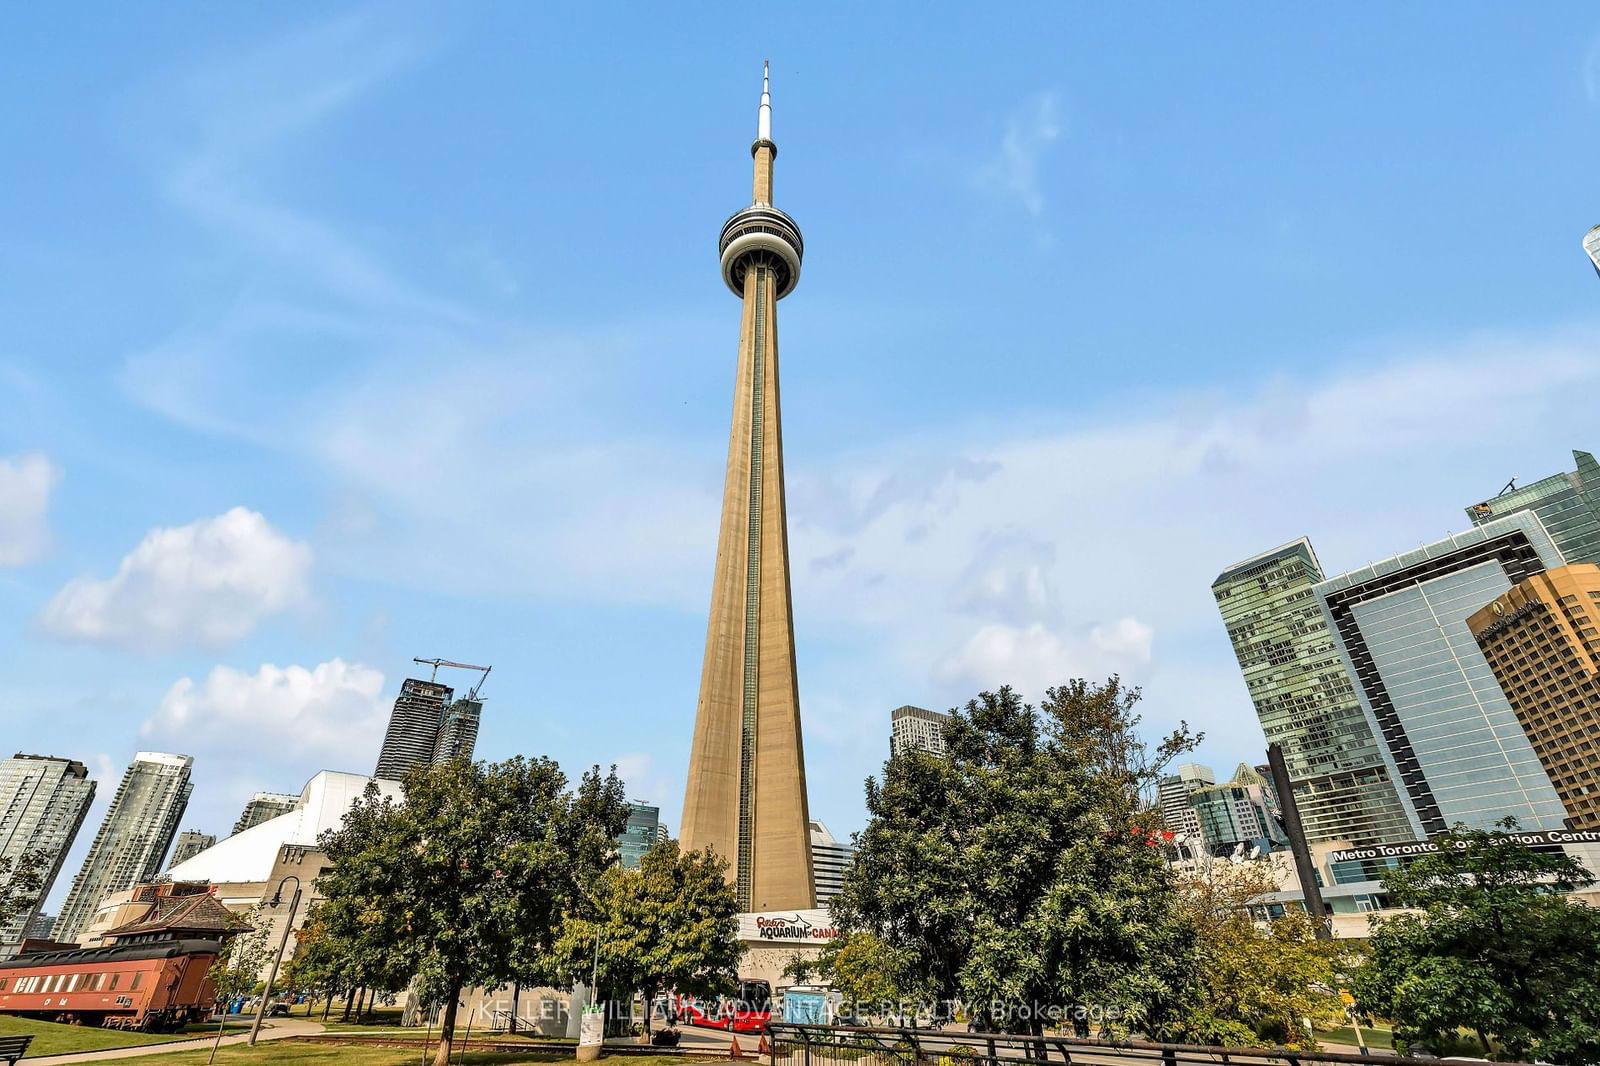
xmin=1496 ymin=478 xmax=1517 ymax=497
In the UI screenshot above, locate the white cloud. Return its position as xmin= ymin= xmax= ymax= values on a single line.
xmin=41 ymin=507 xmax=312 ymax=651
xmin=786 ymin=328 xmax=1600 ymax=781
xmin=143 ymin=658 xmax=387 ymax=761
xmin=1090 ymin=617 xmax=1155 ymax=662
xmin=936 ymin=618 xmax=1154 ymax=703
xmin=975 ymin=91 xmax=1062 ymax=216
xmin=0 ymin=454 xmax=58 ymax=566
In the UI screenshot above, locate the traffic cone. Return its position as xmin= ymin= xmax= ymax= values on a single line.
xmin=730 ymin=1036 xmax=746 ymax=1059
xmin=758 ymin=1035 xmax=771 ymax=1057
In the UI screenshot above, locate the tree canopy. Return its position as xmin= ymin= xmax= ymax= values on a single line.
xmin=1170 ymin=859 xmax=1349 ymax=1048
xmin=832 ymin=680 xmax=1198 ymax=1036
xmin=316 ymin=755 xmax=628 ymax=1066
xmin=0 ymin=850 xmax=47 ymax=932
xmin=551 ymin=838 xmax=739 ymax=1033
xmin=1352 ymin=821 xmax=1600 ymax=1065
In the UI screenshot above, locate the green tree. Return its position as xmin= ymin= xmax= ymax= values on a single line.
xmin=0 ymin=850 xmax=47 ymax=931
xmin=1170 ymin=860 xmax=1349 ymax=1047
xmin=205 ymin=909 xmax=270 ymax=1063
xmin=501 ymin=761 xmax=629 ymax=1032
xmin=318 ymin=756 xmax=628 ymax=1066
xmin=552 ymin=839 xmax=739 ymax=1035
xmin=1351 ymin=821 xmax=1600 ymax=1065
xmin=833 ymin=681 xmax=1197 ymax=1037
xmin=784 ymin=930 xmax=913 ymax=1018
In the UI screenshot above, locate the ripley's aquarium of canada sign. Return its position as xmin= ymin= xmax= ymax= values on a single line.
xmin=739 ymin=909 xmax=839 ymax=943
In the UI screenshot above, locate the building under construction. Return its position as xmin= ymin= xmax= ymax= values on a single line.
xmin=373 ymin=659 xmax=490 ymax=781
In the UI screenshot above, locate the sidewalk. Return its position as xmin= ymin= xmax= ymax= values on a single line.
xmin=28 ymin=1018 xmax=325 ymax=1065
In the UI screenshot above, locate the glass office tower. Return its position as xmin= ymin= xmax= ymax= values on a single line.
xmin=1213 ymin=539 xmax=1416 ymax=845
xmin=617 ymin=802 xmax=661 ymax=869
xmin=1315 ymin=513 xmax=1569 ymax=836
xmin=1465 ymin=449 xmax=1600 ymax=566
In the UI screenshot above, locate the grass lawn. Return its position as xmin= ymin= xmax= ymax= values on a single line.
xmin=157 ymin=1042 xmax=717 ymax=1066
xmin=0 ymin=1014 xmax=253 ymax=1057
xmin=318 ymin=1023 xmax=571 ymax=1041
xmin=1316 ymin=1023 xmax=1395 ymax=1050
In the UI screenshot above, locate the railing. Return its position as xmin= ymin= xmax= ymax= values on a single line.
xmin=765 ymin=1024 xmax=1535 ymax=1066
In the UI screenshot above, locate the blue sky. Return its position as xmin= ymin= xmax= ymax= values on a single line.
xmin=4 ymin=6 xmax=1600 ymax=910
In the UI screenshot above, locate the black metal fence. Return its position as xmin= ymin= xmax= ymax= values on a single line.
xmin=765 ymin=1024 xmax=1533 ymax=1066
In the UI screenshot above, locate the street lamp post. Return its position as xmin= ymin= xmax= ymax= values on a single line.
xmin=247 ymin=875 xmax=304 ymax=1047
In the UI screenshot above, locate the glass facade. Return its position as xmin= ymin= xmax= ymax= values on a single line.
xmin=1187 ymin=764 xmax=1288 ymax=854
xmin=1586 ymin=226 xmax=1600 ymax=279
xmin=1466 ymin=449 xmax=1600 ymax=566
xmin=1468 ymin=565 xmax=1600 ymax=830
xmin=617 ymin=802 xmax=661 ymax=869
xmin=54 ymin=752 xmax=193 ymax=946
xmin=1213 ymin=540 xmax=1416 ymax=845
xmin=1316 ymin=513 xmax=1569 ymax=835
xmin=432 ymin=698 xmax=482 ymax=764
xmin=0 ymin=756 xmax=96 ymax=953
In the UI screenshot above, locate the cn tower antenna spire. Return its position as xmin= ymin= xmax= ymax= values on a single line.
xmin=758 ymin=59 xmax=772 ymax=145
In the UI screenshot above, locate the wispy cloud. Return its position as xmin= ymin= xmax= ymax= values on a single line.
xmin=0 ymin=454 xmax=58 ymax=566
xmin=974 ymin=91 xmax=1062 ymax=217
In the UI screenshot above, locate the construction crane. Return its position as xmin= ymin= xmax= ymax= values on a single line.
xmin=413 ymin=657 xmax=492 ymax=699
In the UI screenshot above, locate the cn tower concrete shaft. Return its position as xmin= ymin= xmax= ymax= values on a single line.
xmin=680 ymin=64 xmax=815 ymax=912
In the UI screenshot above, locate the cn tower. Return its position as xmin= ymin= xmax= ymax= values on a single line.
xmin=679 ymin=63 xmax=815 ymax=912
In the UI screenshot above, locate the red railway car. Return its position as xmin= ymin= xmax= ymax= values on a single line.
xmin=0 ymin=938 xmax=227 ymax=1031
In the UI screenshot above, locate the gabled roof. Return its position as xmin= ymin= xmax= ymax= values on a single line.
xmin=103 ymin=891 xmax=245 ymax=940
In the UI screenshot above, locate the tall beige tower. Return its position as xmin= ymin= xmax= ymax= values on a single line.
xmin=681 ymin=63 xmax=815 ymax=912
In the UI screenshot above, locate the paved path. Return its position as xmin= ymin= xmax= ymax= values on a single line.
xmin=29 ymin=1018 xmax=325 ymax=1064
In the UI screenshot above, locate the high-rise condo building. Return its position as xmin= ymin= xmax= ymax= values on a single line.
xmin=0 ymin=755 xmax=96 ymax=953
xmin=680 ymin=64 xmax=815 ymax=912
xmin=432 ymin=697 xmax=483 ymax=764
xmin=1468 ymin=564 xmax=1600 ymax=830
xmin=55 ymin=752 xmax=193 ymax=945
xmin=1213 ymin=540 xmax=1414 ymax=846
xmin=890 ymin=705 xmax=954 ymax=758
xmin=1585 ymin=225 xmax=1600 ymax=279
xmin=809 ymin=820 xmax=854 ymax=905
xmin=374 ymin=678 xmax=454 ymax=781
xmin=22 ymin=912 xmax=54 ymax=941
xmin=617 ymin=802 xmax=661 ymax=869
xmin=1315 ymin=513 xmax=1568 ymax=837
xmin=166 ymin=830 xmax=216 ymax=869
xmin=1465 ymin=450 xmax=1600 ymax=566
xmin=1156 ymin=763 xmax=1214 ymax=837
xmin=231 ymin=792 xmax=301 ymax=836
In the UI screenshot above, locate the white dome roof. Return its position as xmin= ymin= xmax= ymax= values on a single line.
xmin=167 ymin=770 xmax=402 ymax=885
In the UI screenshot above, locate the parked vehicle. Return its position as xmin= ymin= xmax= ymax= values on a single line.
xmin=672 ymin=979 xmax=773 ymax=1033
